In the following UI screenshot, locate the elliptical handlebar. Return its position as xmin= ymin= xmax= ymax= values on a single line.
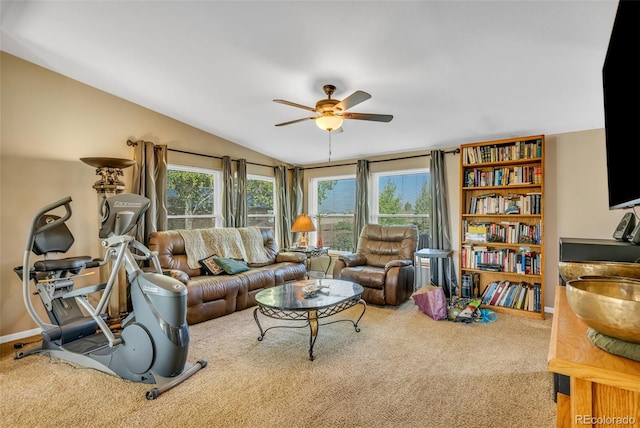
xmin=22 ymin=196 xmax=74 ymax=330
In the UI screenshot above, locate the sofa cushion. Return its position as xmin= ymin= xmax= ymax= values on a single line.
xmin=185 ymin=275 xmax=241 ymax=324
xmin=199 ymin=254 xmax=224 ymax=275
xmin=234 ymin=268 xmax=277 ymax=311
xmin=338 ymin=265 xmax=386 ymax=289
xmin=264 ymin=261 xmax=308 ymax=285
xmin=276 ymin=251 xmax=306 ymax=264
xmin=163 ymin=269 xmax=190 ymax=284
xmin=214 ymin=257 xmax=250 ymax=274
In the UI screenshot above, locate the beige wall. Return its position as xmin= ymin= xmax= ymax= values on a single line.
xmin=544 ymin=130 xmax=631 ymax=308
xmin=0 ymin=52 xmax=284 ymax=338
xmin=2 ymin=52 xmax=633 ymax=340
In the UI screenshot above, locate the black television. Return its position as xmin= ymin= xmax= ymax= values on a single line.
xmin=602 ymin=0 xmax=640 ymax=210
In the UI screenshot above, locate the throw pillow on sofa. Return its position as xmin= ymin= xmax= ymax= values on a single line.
xmin=199 ymin=254 xmax=225 ymax=275
xmin=214 ymin=257 xmax=250 ymax=275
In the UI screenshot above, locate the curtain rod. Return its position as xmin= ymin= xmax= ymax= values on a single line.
xmin=127 ymin=140 xmax=274 ymax=169
xmin=299 ymin=148 xmax=460 ymax=171
xmin=168 ymin=148 xmax=276 ymax=169
xmin=127 ymin=139 xmax=459 ymax=171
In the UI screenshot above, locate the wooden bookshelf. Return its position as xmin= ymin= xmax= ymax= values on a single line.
xmin=459 ymin=135 xmax=545 ymax=319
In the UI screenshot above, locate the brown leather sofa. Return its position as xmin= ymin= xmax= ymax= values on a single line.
xmin=333 ymin=224 xmax=418 ymax=306
xmin=148 ymin=228 xmax=306 ymax=324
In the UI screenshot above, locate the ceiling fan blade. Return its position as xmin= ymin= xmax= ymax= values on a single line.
xmin=342 ymin=112 xmax=393 ymax=122
xmin=333 ymin=90 xmax=371 ymax=112
xmin=273 ymin=99 xmax=316 ymax=113
xmin=275 ymin=117 xmax=318 ymax=127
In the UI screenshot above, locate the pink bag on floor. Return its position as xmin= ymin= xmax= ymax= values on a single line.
xmin=412 ymin=285 xmax=447 ymax=320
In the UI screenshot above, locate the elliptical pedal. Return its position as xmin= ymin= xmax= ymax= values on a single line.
xmin=61 ymin=333 xmax=110 ymax=355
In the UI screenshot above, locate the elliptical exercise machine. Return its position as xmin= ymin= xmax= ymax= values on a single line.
xmin=15 ymin=194 xmax=206 ymax=399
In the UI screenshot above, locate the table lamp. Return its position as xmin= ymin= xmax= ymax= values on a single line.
xmin=291 ymin=214 xmax=316 ymax=249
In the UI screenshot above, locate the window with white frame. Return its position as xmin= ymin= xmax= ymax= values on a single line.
xmin=309 ymin=175 xmax=356 ymax=252
xmin=246 ymin=174 xmax=276 ymax=229
xmin=167 ymin=165 xmax=222 ymax=230
xmin=371 ymin=168 xmax=430 ymax=235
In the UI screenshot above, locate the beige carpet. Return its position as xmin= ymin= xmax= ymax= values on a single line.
xmin=0 ymin=301 xmax=556 ymax=428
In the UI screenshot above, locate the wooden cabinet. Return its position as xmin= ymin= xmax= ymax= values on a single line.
xmin=459 ymin=135 xmax=545 ymax=319
xmin=548 ymin=288 xmax=640 ymax=428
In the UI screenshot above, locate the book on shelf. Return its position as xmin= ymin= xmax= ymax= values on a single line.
xmin=515 ymin=284 xmax=527 ymax=309
xmin=513 ymin=283 xmax=527 ymax=308
xmin=477 ymin=263 xmax=503 ymax=272
xmin=482 ymin=282 xmax=496 ymax=305
xmin=479 ymin=280 xmax=538 ymax=312
xmin=463 ymin=138 xmax=542 ymax=165
xmin=496 ymin=283 xmax=512 ymax=307
xmin=481 ymin=281 xmax=498 ymax=304
xmin=526 ymin=286 xmax=534 ymax=311
xmin=489 ymin=281 xmax=509 ymax=306
xmin=467 ymin=192 xmax=543 ymax=215
xmin=522 ymin=283 xmax=542 ymax=312
xmin=506 ymin=283 xmax=519 ymax=307
xmin=502 ymin=283 xmax=518 ymax=307
xmin=534 ymin=283 xmax=542 ymax=312
xmin=533 ymin=167 xmax=542 ymax=184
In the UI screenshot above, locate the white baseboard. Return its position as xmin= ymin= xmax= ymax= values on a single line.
xmin=1 ymin=328 xmax=41 ymax=345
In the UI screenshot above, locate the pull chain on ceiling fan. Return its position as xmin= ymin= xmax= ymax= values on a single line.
xmin=273 ymin=84 xmax=393 ymax=133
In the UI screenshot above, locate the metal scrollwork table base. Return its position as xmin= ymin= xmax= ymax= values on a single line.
xmin=253 ymin=279 xmax=366 ymax=361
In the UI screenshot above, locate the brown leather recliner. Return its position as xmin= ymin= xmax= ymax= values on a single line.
xmin=333 ymin=224 xmax=418 ymax=306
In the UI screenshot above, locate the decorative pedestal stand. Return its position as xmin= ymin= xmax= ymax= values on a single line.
xmin=80 ymin=157 xmax=136 ymax=322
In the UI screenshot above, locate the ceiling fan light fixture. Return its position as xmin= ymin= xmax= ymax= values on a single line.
xmin=315 ymin=114 xmax=343 ymax=132
xmin=274 ymin=84 xmax=390 ymax=131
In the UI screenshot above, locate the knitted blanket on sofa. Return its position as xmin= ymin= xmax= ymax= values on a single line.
xmin=179 ymin=227 xmax=269 ymax=269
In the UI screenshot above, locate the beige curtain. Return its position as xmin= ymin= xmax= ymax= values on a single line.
xmin=132 ymin=140 xmax=168 ymax=246
xmin=274 ymin=165 xmax=292 ymax=249
xmin=222 ymin=156 xmax=234 ymax=227
xmin=235 ymin=159 xmax=247 ymax=227
xmin=291 ymin=166 xmax=303 ymax=219
xmin=353 ymin=159 xmax=370 ymax=252
xmin=429 ymin=150 xmax=457 ymax=297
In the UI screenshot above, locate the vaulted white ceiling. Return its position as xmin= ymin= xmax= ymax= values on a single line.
xmin=0 ymin=1 xmax=619 ymax=165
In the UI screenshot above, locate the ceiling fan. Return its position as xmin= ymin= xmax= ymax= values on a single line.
xmin=273 ymin=84 xmax=393 ymax=132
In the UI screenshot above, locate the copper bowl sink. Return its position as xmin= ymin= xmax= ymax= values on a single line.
xmin=558 ymin=260 xmax=640 ymax=283
xmin=566 ymin=278 xmax=640 ymax=344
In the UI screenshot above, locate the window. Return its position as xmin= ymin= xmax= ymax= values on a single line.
xmin=310 ymin=175 xmax=356 ymax=252
xmin=371 ymin=168 xmax=430 ymax=235
xmin=246 ymin=175 xmax=275 ymax=229
xmin=167 ymin=165 xmax=222 ymax=230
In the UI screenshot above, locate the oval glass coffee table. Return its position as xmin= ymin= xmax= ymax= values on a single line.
xmin=253 ymin=278 xmax=366 ymax=361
